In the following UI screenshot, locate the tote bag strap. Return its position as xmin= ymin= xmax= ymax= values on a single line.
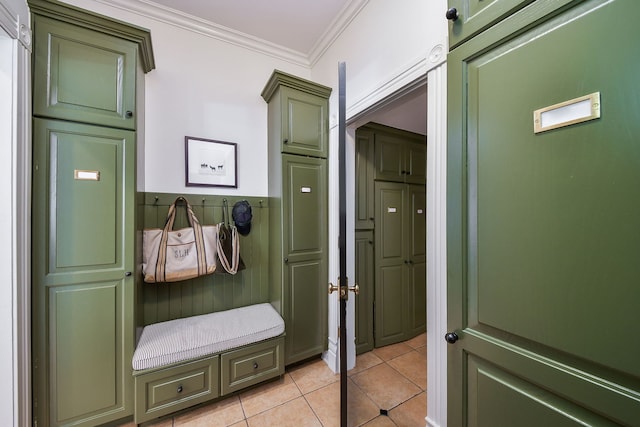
xmin=155 ymin=196 xmax=207 ymax=282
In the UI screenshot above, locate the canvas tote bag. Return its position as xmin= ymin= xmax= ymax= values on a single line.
xmin=215 ymin=199 xmax=245 ymax=274
xmin=143 ymin=197 xmax=218 ymax=283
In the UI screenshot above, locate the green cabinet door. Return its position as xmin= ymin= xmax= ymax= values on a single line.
xmin=374 ymin=181 xmax=408 ymax=347
xmin=448 ymin=0 xmax=640 ymax=425
xmin=32 ymin=15 xmax=137 ymax=129
xmin=407 ymin=185 xmax=426 ymax=336
xmin=261 ymin=70 xmax=332 ymax=159
xmin=281 ymin=86 xmax=329 ymax=158
xmin=355 ymin=231 xmax=374 ymax=354
xmin=374 ymin=182 xmax=427 ymax=347
xmin=447 ymin=0 xmax=533 ymax=48
xmin=372 ymin=124 xmax=426 ymax=184
xmin=355 ymin=128 xmax=375 ymax=230
xmin=32 ymin=118 xmax=135 ymax=426
xmin=282 ymin=154 xmax=328 ymax=364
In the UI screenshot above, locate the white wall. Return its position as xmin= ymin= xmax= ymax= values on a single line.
xmin=61 ymin=0 xmax=312 ymax=197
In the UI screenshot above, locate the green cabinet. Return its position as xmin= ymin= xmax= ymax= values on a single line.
xmin=374 ymin=182 xmax=426 ymax=347
xmin=30 ymin=1 xmax=154 ymax=425
xmin=354 ymin=231 xmax=374 ymax=354
xmin=262 ymin=70 xmax=330 ymax=159
xmin=447 ymin=0 xmax=533 ymax=48
xmin=370 ymin=124 xmax=426 ymax=184
xmin=32 ymin=118 xmax=136 ymax=427
xmin=355 ymin=123 xmax=426 ymax=350
xmin=447 ymin=0 xmax=640 ymax=425
xmin=262 ymin=71 xmax=331 ymax=365
xmin=355 ymin=128 xmax=375 ymax=230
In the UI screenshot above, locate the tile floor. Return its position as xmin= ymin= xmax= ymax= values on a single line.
xmin=126 ymin=333 xmax=427 ymax=427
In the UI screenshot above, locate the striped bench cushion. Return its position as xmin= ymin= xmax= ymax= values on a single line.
xmin=132 ymin=303 xmax=285 ymax=371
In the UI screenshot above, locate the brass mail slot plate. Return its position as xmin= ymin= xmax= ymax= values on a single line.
xmin=534 ymin=92 xmax=600 ymax=134
xmin=74 ymin=170 xmax=100 ymax=181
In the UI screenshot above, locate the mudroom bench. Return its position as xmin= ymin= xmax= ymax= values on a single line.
xmin=131 ymin=303 xmax=285 ymax=424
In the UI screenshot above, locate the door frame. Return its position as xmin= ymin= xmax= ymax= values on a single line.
xmin=1 ymin=1 xmax=33 ymax=424
xmin=325 ymin=61 xmax=448 ymax=426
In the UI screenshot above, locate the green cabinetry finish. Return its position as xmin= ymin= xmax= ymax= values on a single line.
xmin=262 ymin=71 xmax=331 ymax=365
xmin=355 ymin=128 xmax=375 ymax=230
xmin=374 ymin=182 xmax=426 ymax=347
xmin=355 ymin=123 xmax=426 ymax=350
xmin=262 ymin=70 xmax=330 ymax=158
xmin=447 ymin=0 xmax=533 ymax=49
xmin=370 ymin=124 xmax=426 ymax=184
xmin=448 ymin=0 xmax=640 ymax=425
xmin=354 ymin=231 xmax=374 ymax=354
xmin=30 ymin=2 xmax=154 ymax=425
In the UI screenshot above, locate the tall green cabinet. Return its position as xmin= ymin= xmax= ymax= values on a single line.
xmin=354 ymin=123 xmax=426 ymax=351
xmin=29 ymin=1 xmax=154 ymax=425
xmin=261 ymin=71 xmax=331 ymax=365
xmin=447 ymin=0 xmax=640 ymax=425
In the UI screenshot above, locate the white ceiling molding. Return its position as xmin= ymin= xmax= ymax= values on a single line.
xmin=308 ymin=0 xmax=369 ymax=67
xmin=95 ymin=0 xmax=310 ymax=67
xmin=95 ymin=0 xmax=367 ymax=69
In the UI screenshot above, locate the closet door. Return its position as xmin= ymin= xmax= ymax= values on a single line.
xmin=32 ymin=16 xmax=137 ymax=129
xmin=374 ymin=181 xmax=408 ymax=347
xmin=282 ymin=154 xmax=328 ymax=364
xmin=32 ymin=118 xmax=135 ymax=426
xmin=408 ymin=185 xmax=426 ymax=336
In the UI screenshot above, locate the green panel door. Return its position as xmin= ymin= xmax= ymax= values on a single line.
xmin=448 ymin=0 xmax=640 ymax=425
xmin=32 ymin=16 xmax=137 ymax=129
xmin=32 ymin=118 xmax=135 ymax=426
xmin=282 ymin=154 xmax=327 ymax=364
xmin=374 ymin=181 xmax=407 ymax=347
xmin=355 ymin=231 xmax=374 ymax=354
xmin=355 ymin=128 xmax=375 ymax=230
xmin=374 ymin=133 xmax=405 ymax=183
xmin=447 ymin=0 xmax=533 ymax=48
xmin=281 ymin=86 xmax=328 ymax=158
xmin=408 ymin=185 xmax=426 ymax=336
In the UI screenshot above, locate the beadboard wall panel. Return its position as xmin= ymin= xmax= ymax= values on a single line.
xmin=138 ymin=192 xmax=270 ymax=326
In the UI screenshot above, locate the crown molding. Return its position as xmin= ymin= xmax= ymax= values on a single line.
xmin=94 ymin=0 xmax=311 ymax=67
xmin=95 ymin=0 xmax=367 ymax=69
xmin=308 ymin=0 xmax=369 ymax=67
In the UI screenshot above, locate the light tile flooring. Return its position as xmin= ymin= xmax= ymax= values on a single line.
xmin=128 ymin=333 xmax=427 ymax=427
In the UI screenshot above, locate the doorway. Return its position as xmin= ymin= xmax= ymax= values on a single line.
xmin=350 ymin=83 xmax=428 ymax=354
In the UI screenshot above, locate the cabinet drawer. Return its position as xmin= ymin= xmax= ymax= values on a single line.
xmin=134 ymin=356 xmax=219 ymax=424
xmin=221 ymin=337 xmax=284 ymax=395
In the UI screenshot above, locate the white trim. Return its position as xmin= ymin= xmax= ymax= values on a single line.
xmin=346 ymin=55 xmax=428 ymax=123
xmin=426 ymin=62 xmax=447 ymax=427
xmin=94 ymin=0 xmax=308 ymax=67
xmin=308 ymin=0 xmax=369 ymax=67
xmin=95 ymin=0 xmax=368 ymax=69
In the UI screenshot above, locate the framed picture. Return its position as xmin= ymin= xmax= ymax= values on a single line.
xmin=185 ymin=136 xmax=238 ymax=188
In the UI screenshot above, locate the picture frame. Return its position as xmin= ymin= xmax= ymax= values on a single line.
xmin=185 ymin=136 xmax=238 ymax=188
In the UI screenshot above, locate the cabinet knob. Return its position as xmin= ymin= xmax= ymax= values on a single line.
xmin=177 ymin=385 xmax=183 ymax=393
xmin=284 ymin=257 xmax=289 ymax=264
xmin=445 ymin=332 xmax=459 ymax=344
xmin=125 ymin=271 xmax=132 ymax=277
xmin=125 ymin=110 xmax=133 ymax=118
xmin=253 ymin=362 xmax=259 ymax=369
xmin=445 ymin=7 xmax=459 ymax=21
xmin=283 ymin=138 xmax=289 ymax=144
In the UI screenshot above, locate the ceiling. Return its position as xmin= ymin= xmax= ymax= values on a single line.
xmin=140 ymin=0 xmax=427 ymax=135
xmin=147 ymin=0 xmax=351 ymax=54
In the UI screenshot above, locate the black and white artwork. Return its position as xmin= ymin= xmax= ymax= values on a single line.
xmin=185 ymin=136 xmax=237 ymax=188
